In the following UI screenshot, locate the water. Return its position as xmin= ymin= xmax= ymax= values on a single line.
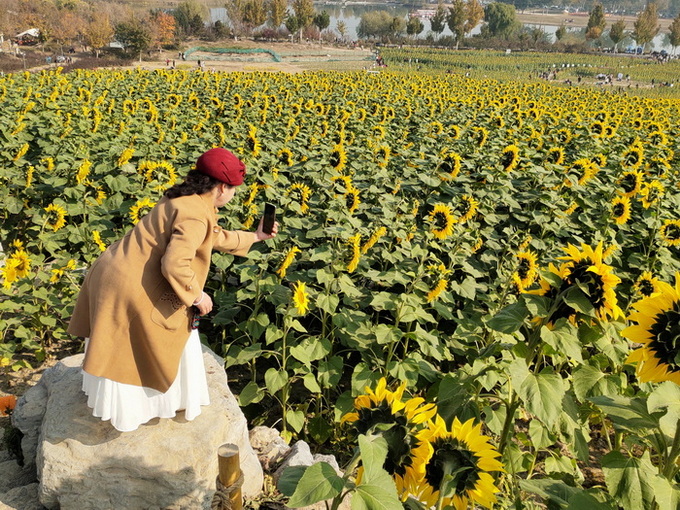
xmin=210 ymin=6 xmax=673 ymax=51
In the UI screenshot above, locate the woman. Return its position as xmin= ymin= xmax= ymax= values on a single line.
xmin=68 ymin=148 xmax=277 ymax=432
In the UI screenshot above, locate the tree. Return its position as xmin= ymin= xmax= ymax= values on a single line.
xmin=406 ymin=16 xmax=424 ymax=38
xmin=448 ymin=0 xmax=466 ymax=48
xmin=84 ymin=11 xmax=114 ymax=57
xmin=285 ymin=14 xmax=299 ymax=37
xmin=336 ymin=20 xmax=347 ymax=40
xmin=390 ymin=16 xmax=406 ymax=39
xmin=243 ymin=0 xmax=267 ymax=32
xmin=50 ymin=9 xmax=82 ymax=54
xmin=267 ymin=0 xmax=287 ymax=28
xmin=430 ymin=0 xmax=447 ymax=37
xmin=633 ymin=2 xmax=660 ymax=51
xmin=313 ymin=10 xmax=330 ymax=41
xmin=225 ymin=0 xmax=247 ymax=39
xmin=115 ymin=19 xmax=152 ymax=59
xmin=669 ymin=12 xmax=680 ymax=53
xmin=173 ymin=1 xmax=205 ymax=39
xmin=484 ymin=2 xmax=519 ymax=39
xmin=586 ymin=3 xmax=606 ymax=40
xmin=150 ymin=11 xmax=176 ymax=49
xmin=465 ymin=0 xmax=484 ymax=37
xmin=357 ymin=10 xmax=394 ymax=40
xmin=609 ymin=19 xmax=626 ymax=52
xmin=555 ymin=24 xmax=567 ymax=41
xmin=292 ymin=0 xmax=315 ymax=41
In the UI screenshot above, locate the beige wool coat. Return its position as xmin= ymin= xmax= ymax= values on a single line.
xmin=68 ymin=192 xmax=255 ymax=393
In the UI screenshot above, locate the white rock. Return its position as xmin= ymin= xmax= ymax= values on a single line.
xmin=0 ymin=483 xmax=41 ymax=510
xmin=249 ymin=426 xmax=290 ymax=471
xmin=12 ymin=347 xmax=263 ymax=509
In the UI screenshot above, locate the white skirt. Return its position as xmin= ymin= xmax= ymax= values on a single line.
xmin=82 ymin=329 xmax=210 ymax=432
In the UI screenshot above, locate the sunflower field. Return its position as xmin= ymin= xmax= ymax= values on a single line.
xmin=2 ymin=54 xmax=680 ymax=508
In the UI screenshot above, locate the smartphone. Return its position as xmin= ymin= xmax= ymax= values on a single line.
xmin=262 ymin=202 xmax=276 ymax=234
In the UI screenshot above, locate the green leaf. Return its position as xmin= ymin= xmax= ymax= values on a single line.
xmin=374 ymin=324 xmax=401 ymax=345
xmin=277 ymin=465 xmax=309 ymax=497
xmin=302 ymin=372 xmax=321 ymax=393
xmin=358 ymin=434 xmax=388 ymax=482
xmin=589 ymin=395 xmax=659 ymax=437
xmin=529 ymin=419 xmax=555 ymax=449
xmin=264 ymin=368 xmax=288 ymax=395
xmin=517 ymin=371 xmax=565 ymax=424
xmin=238 ymin=381 xmax=264 ymax=406
xmin=286 ymin=462 xmax=344 ymax=508
xmin=601 ymin=451 xmax=656 ymax=510
xmin=523 ymin=294 xmax=551 ymax=318
xmin=286 ymin=408 xmax=305 ymax=433
xmin=647 ymin=381 xmax=680 ymax=440
xmin=563 ymin=286 xmax=595 ymax=316
xmin=541 ymin=321 xmax=582 ymax=363
xmin=487 ymin=301 xmax=529 ymax=333
xmin=317 ymin=293 xmax=339 ymax=314
xmin=649 ymin=474 xmax=680 ymax=510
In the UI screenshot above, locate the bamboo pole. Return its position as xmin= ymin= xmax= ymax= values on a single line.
xmin=217 ymin=443 xmax=242 ymax=510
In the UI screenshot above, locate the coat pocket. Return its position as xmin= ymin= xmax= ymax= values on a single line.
xmin=150 ymin=291 xmax=188 ymax=330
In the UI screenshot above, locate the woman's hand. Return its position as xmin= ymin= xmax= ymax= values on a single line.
xmin=255 ymin=217 xmax=279 ymax=242
xmin=193 ymin=292 xmax=213 ymax=316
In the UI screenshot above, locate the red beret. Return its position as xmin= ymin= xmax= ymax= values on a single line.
xmin=195 ymin=148 xmax=246 ymax=186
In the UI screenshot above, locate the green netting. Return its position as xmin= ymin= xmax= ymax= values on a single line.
xmin=184 ymin=47 xmax=282 ymax=62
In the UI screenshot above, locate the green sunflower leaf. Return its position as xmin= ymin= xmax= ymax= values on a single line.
xmin=487 ymin=300 xmax=529 ymax=333
xmin=601 ymin=451 xmax=656 ymax=510
xmin=286 ymin=462 xmax=344 ymax=507
xmin=589 ymin=395 xmax=659 ymax=437
xmin=517 ymin=370 xmax=565 ymax=424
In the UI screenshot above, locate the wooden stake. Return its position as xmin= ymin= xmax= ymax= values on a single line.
xmin=217 ymin=443 xmax=242 ymax=510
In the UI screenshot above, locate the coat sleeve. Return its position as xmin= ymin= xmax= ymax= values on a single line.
xmin=213 ymin=227 xmax=256 ymax=257
xmin=160 ymin=218 xmax=207 ymax=307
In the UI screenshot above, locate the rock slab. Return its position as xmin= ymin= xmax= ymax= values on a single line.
xmin=12 ymin=347 xmax=263 ymax=509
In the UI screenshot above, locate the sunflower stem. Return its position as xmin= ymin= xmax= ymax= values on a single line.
xmin=662 ymin=418 xmax=680 ymax=479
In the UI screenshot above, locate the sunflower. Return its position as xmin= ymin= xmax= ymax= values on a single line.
xmin=346 ymin=233 xmax=362 ymax=273
xmin=410 ymin=415 xmax=504 ymax=509
xmin=286 ymin=183 xmax=312 ymax=214
xmin=639 ymin=181 xmax=664 ymax=209
xmin=245 ymin=124 xmax=261 ymax=157
xmin=361 ymin=226 xmax=387 ymax=254
xmin=618 ymin=170 xmax=644 ymax=197
xmin=611 ymin=195 xmax=632 ymax=225
xmin=634 ymin=271 xmax=661 ymax=298
xmin=500 ymin=144 xmax=520 ymax=172
xmin=456 ymin=195 xmax=478 ymax=225
xmin=1 ymin=259 xmax=19 ymax=289
xmin=546 ymin=147 xmax=565 ymax=166
xmin=471 ymin=127 xmax=488 ymax=148
xmin=129 ymin=197 xmax=156 ymax=224
xmin=623 ymin=274 xmax=680 ymax=384
xmin=440 ymin=151 xmax=462 ymax=179
xmin=276 ymin=246 xmax=301 ymax=278
xmin=426 ymin=279 xmax=448 ymax=303
xmin=342 ymin=378 xmax=437 ymax=499
xmin=536 ymin=243 xmax=624 ymax=324
xmin=660 ymin=220 xmax=680 ymax=247
xmin=428 ymin=204 xmax=456 ymax=240
xmin=9 ymin=250 xmax=31 ymax=279
xmin=25 ymin=166 xmax=34 ymax=188
xmin=92 ymin=231 xmax=106 ymax=252
xmin=375 ymin=144 xmax=391 ymax=168
xmin=277 ymin=148 xmax=294 ymax=167
xmin=117 ymin=147 xmax=134 ymax=167
xmin=14 ymin=143 xmax=29 ymax=161
xmin=44 ymin=203 xmax=67 ymax=232
xmin=514 ymin=250 xmax=538 ymax=291
xmin=621 ymin=144 xmax=645 ymax=171
xmin=292 ymin=281 xmax=309 ymax=315
xmin=346 ymin=188 xmax=361 ymax=215
xmin=565 ymin=159 xmax=597 ymax=187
